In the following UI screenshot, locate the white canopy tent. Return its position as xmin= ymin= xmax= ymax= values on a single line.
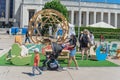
xmin=89 ymin=22 xmax=117 ymax=29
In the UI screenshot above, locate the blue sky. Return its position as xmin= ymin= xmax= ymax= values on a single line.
xmin=80 ymin=0 xmax=120 ymax=4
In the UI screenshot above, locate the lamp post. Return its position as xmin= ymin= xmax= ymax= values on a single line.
xmin=78 ymin=0 xmax=81 ymax=38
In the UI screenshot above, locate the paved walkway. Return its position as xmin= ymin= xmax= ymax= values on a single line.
xmin=0 ymin=35 xmax=14 ymax=49
xmin=0 ymin=66 xmax=120 ymax=80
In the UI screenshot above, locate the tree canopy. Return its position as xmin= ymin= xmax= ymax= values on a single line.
xmin=43 ymin=0 xmax=68 ymax=20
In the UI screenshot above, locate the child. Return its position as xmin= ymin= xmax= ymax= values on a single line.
xmin=32 ymin=48 xmax=42 ymax=76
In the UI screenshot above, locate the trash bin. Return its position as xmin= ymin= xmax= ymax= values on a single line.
xmin=22 ymin=28 xmax=28 ymax=35
xmin=11 ymin=27 xmax=19 ymax=35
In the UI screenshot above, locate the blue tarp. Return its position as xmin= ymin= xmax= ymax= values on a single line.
xmin=22 ymin=28 xmax=28 ymax=35
xmin=57 ymin=29 xmax=63 ymax=36
xmin=11 ymin=27 xmax=19 ymax=35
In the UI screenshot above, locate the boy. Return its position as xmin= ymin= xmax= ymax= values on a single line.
xmin=32 ymin=48 xmax=42 ymax=76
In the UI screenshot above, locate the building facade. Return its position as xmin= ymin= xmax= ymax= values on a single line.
xmin=0 ymin=0 xmax=120 ymax=28
xmin=0 ymin=0 xmax=14 ymax=28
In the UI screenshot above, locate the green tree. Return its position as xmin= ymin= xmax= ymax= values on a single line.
xmin=43 ymin=0 xmax=68 ymax=20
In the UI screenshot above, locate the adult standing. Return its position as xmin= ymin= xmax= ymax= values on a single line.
xmin=80 ymin=29 xmax=90 ymax=60
xmin=89 ymin=31 xmax=95 ymax=56
xmin=78 ymin=31 xmax=83 ymax=52
xmin=90 ymin=31 xmax=95 ymax=46
xmin=66 ymin=34 xmax=78 ymax=69
xmin=100 ymin=34 xmax=105 ymax=44
xmin=25 ymin=31 xmax=31 ymax=43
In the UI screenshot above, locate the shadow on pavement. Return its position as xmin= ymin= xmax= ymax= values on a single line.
xmin=22 ymin=72 xmax=34 ymax=77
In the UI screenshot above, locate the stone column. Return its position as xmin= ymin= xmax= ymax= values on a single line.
xmin=115 ymin=12 xmax=118 ymax=28
xmin=5 ymin=0 xmax=10 ymax=24
xmin=71 ymin=10 xmax=74 ymax=24
xmin=108 ymin=12 xmax=111 ymax=25
xmin=94 ymin=11 xmax=96 ymax=24
xmin=79 ymin=10 xmax=82 ymax=27
xmin=86 ymin=11 xmax=89 ymax=26
xmin=20 ymin=3 xmax=23 ymax=28
xmin=101 ymin=12 xmax=104 ymax=22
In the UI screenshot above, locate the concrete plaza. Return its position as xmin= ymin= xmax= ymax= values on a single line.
xmin=0 ymin=66 xmax=120 ymax=80
xmin=0 ymin=33 xmax=120 ymax=80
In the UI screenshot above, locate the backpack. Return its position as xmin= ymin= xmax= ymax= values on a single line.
xmin=81 ymin=34 xmax=89 ymax=44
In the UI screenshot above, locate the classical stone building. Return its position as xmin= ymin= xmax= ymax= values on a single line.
xmin=0 ymin=0 xmax=120 ymax=28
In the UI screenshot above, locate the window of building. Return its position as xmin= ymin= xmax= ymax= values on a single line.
xmin=29 ymin=10 xmax=35 ymax=21
xmin=9 ymin=0 xmax=13 ymax=18
xmin=81 ymin=13 xmax=84 ymax=24
xmin=0 ymin=0 xmax=6 ymax=18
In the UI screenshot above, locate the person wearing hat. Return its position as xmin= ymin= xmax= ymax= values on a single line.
xmin=32 ymin=48 xmax=42 ymax=76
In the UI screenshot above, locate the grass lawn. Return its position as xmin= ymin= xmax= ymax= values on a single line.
xmin=0 ymin=53 xmax=118 ymax=67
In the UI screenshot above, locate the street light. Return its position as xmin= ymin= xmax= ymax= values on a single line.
xmin=78 ymin=0 xmax=81 ymax=38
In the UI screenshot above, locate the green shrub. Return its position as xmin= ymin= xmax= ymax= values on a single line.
xmin=74 ymin=26 xmax=120 ymax=39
